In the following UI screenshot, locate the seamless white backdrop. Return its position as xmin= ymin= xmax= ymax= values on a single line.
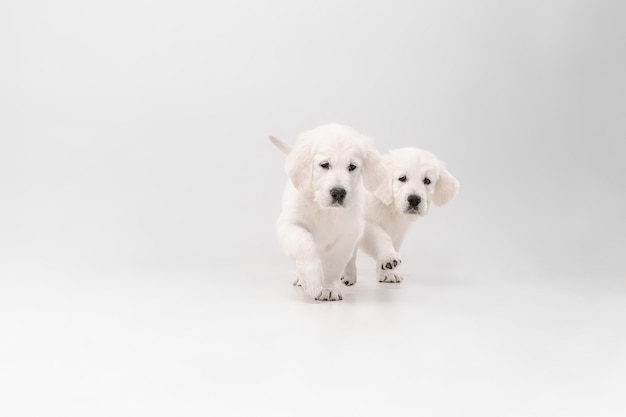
xmin=2 ymin=0 xmax=624 ymax=275
xmin=1 ymin=1 xmax=625 ymax=416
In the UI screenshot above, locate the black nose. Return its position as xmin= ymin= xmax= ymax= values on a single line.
xmin=407 ymin=194 xmax=421 ymax=207
xmin=330 ymin=188 xmax=347 ymax=202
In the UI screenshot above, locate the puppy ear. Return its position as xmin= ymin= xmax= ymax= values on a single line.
xmin=432 ymin=168 xmax=459 ymax=206
xmin=362 ymin=146 xmax=393 ymax=205
xmin=285 ymin=140 xmax=313 ymax=191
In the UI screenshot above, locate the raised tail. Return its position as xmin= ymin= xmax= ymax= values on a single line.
xmin=269 ymin=136 xmax=292 ymax=154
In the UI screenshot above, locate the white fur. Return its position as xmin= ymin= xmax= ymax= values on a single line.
xmin=271 ymin=124 xmax=390 ymax=301
xmin=342 ymin=147 xmax=459 ymax=285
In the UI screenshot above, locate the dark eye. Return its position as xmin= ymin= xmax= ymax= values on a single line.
xmin=423 ymin=177 xmax=431 ymax=185
xmin=398 ymin=176 xmax=407 ymax=182
xmin=348 ymin=164 xmax=357 ymax=171
xmin=320 ymin=162 xmax=330 ymax=169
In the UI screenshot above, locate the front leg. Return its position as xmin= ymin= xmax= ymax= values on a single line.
xmin=278 ymin=222 xmax=342 ymax=301
xmin=360 ymin=221 xmax=403 ymax=283
xmin=341 ymin=249 xmax=358 ymax=286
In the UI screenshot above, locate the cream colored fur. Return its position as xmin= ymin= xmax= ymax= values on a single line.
xmin=270 ymin=124 xmax=390 ymax=301
xmin=342 ymin=147 xmax=459 ymax=285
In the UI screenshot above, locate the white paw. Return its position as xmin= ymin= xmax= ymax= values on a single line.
xmin=293 ymin=275 xmax=322 ymax=298
xmin=315 ymin=288 xmax=343 ymax=301
xmin=379 ymin=253 xmax=402 ymax=271
xmin=341 ymin=273 xmax=357 ymax=286
xmin=378 ymin=272 xmax=403 ymax=283
xmin=295 ymin=278 xmax=342 ymax=301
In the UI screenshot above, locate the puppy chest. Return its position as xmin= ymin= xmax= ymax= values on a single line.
xmin=311 ymin=217 xmax=363 ymax=253
xmin=379 ymin=217 xmax=412 ymax=246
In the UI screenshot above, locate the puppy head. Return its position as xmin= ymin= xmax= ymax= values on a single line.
xmin=285 ymin=124 xmax=390 ymax=208
xmin=384 ymin=148 xmax=459 ymax=216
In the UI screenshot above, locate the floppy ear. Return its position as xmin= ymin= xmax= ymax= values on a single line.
xmin=432 ymin=167 xmax=459 ymax=206
xmin=362 ymin=146 xmax=393 ymax=205
xmin=285 ymin=140 xmax=313 ymax=191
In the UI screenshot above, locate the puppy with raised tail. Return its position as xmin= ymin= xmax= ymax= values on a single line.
xmin=270 ymin=124 xmax=390 ymax=301
xmin=342 ymin=148 xmax=459 ymax=285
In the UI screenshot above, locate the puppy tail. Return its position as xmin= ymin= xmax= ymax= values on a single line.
xmin=269 ymin=136 xmax=292 ymax=154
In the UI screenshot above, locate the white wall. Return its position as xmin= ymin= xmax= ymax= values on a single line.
xmin=1 ymin=0 xmax=624 ymax=280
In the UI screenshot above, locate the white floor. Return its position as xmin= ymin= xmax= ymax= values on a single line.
xmin=1 ymin=262 xmax=625 ymax=417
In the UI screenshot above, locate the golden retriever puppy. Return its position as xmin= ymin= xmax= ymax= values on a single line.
xmin=342 ymin=147 xmax=459 ymax=285
xmin=270 ymin=124 xmax=390 ymax=300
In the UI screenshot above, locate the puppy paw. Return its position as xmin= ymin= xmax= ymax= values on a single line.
xmin=379 ymin=253 xmax=402 ymax=271
xmin=341 ymin=273 xmax=357 ymax=286
xmin=378 ymin=272 xmax=403 ymax=283
xmin=315 ymin=288 xmax=343 ymax=301
xmin=297 ymin=280 xmax=341 ymax=301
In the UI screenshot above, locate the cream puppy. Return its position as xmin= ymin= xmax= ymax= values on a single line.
xmin=270 ymin=124 xmax=390 ymax=301
xmin=342 ymin=148 xmax=459 ymax=285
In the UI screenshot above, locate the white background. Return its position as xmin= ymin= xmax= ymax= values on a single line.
xmin=1 ymin=1 xmax=625 ymax=416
